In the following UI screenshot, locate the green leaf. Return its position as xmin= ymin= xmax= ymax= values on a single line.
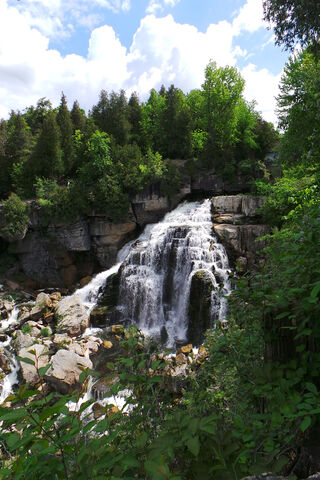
xmin=300 ymin=416 xmax=312 ymax=432
xmin=17 ymin=356 xmax=35 ymax=366
xmin=311 ymin=282 xmax=320 ymax=299
xmin=186 ymin=436 xmax=200 ymax=456
xmin=38 ymin=364 xmax=51 ymax=377
xmin=306 ymin=382 xmax=317 ymax=394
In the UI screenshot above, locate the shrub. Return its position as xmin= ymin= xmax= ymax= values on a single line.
xmin=0 ymin=193 xmax=29 ymax=242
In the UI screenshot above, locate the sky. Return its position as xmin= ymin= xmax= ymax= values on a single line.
xmin=0 ymin=0 xmax=290 ymax=124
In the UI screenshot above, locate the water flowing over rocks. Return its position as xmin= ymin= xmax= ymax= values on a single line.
xmin=116 ymin=200 xmax=231 ymax=346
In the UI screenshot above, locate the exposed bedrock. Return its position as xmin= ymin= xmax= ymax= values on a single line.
xmin=212 ymin=195 xmax=269 ymax=270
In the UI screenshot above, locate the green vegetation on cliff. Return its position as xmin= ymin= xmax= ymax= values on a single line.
xmin=0 ymin=61 xmax=277 ymax=226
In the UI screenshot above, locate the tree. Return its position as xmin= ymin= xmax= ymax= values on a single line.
xmin=56 ymin=93 xmax=75 ymax=174
xmin=24 ymin=97 xmax=53 ymax=135
xmin=263 ymin=0 xmax=320 ymax=51
xmin=128 ymin=92 xmax=142 ymax=146
xmin=71 ymin=100 xmax=86 ymax=133
xmin=140 ymin=89 xmax=165 ymax=152
xmin=277 ymin=49 xmax=320 ymax=166
xmin=30 ymin=111 xmax=63 ymax=180
xmin=159 ymin=85 xmax=192 ymax=159
xmin=201 ymin=61 xmax=245 ymax=170
xmin=91 ymin=90 xmax=130 ymax=145
xmin=77 ymin=131 xmax=129 ymax=219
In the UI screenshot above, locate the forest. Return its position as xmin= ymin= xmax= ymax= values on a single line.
xmin=0 ymin=60 xmax=276 ymax=228
xmin=0 ymin=0 xmax=320 ymax=477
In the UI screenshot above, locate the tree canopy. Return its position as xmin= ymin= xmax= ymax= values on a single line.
xmin=263 ymin=0 xmax=320 ymax=50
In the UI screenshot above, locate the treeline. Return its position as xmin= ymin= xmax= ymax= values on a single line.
xmin=0 ymin=61 xmax=277 ymax=222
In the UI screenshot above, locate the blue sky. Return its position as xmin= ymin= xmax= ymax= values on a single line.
xmin=0 ymin=0 xmax=290 ymax=124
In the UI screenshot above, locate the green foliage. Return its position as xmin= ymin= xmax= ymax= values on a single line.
xmin=21 ymin=324 xmax=32 ymax=335
xmin=263 ymin=0 xmax=320 ymax=50
xmin=56 ymin=93 xmax=75 ymax=174
xmin=277 ymin=49 xmax=320 ymax=168
xmin=34 ymin=178 xmax=81 ymax=224
xmin=261 ymin=167 xmax=318 ymax=226
xmin=0 ymin=193 xmax=29 ymax=241
xmin=40 ymin=327 xmax=50 ymax=337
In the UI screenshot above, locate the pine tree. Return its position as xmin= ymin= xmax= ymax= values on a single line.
xmin=31 ymin=111 xmax=63 ymax=179
xmin=71 ymin=100 xmax=86 ymax=133
xmin=128 ymin=92 xmax=142 ymax=146
xmin=56 ymin=93 xmax=74 ymax=174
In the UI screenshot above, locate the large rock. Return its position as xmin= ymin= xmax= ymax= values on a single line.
xmin=18 ymin=344 xmax=49 ymax=385
xmin=212 ymin=195 xmax=266 ymax=222
xmin=29 ymin=292 xmax=52 ymax=321
xmin=188 ymin=270 xmax=214 ymax=346
xmin=45 ymin=349 xmax=92 ymax=393
xmin=55 ymin=295 xmax=89 ymax=337
xmin=214 ymin=224 xmax=269 ymax=257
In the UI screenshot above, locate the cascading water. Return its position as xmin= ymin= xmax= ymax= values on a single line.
xmin=0 ymin=307 xmax=20 ymax=403
xmin=116 ymin=199 xmax=231 ymax=346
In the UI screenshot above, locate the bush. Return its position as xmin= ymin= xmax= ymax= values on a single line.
xmin=0 ymin=193 xmax=29 ymax=242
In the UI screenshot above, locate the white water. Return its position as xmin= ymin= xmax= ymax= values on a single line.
xmin=75 ymin=239 xmax=136 ymax=314
xmin=0 ymin=307 xmax=20 ymax=403
xmin=117 ymin=199 xmax=231 ymax=346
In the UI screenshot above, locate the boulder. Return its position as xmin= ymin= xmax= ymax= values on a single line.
xmin=0 ymin=352 xmax=10 ymax=373
xmin=18 ymin=344 xmax=49 ymax=385
xmin=28 ymin=292 xmax=51 ymax=321
xmin=45 ymin=349 xmax=92 ymax=394
xmin=188 ymin=270 xmax=214 ymax=346
xmin=55 ymin=295 xmax=89 ymax=337
xmin=14 ymin=331 xmax=36 ymax=350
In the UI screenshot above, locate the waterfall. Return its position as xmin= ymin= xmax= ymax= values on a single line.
xmin=116 ymin=199 xmax=231 ymax=346
xmin=0 ymin=307 xmax=20 ymax=403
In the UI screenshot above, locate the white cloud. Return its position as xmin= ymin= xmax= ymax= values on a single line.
xmin=7 ymin=0 xmax=131 ymax=38
xmin=0 ymin=0 xmax=281 ymax=124
xmin=146 ymin=0 xmax=181 ymax=14
xmin=232 ymin=0 xmax=265 ymax=34
xmin=241 ymin=63 xmax=281 ymax=124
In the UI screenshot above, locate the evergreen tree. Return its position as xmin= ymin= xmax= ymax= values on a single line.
xmin=140 ymin=89 xmax=165 ymax=152
xmin=91 ymin=90 xmax=130 ymax=145
xmin=24 ymin=97 xmax=52 ymax=135
xmin=128 ymin=92 xmax=142 ymax=146
xmin=56 ymin=93 xmax=74 ymax=174
xmin=0 ymin=113 xmax=33 ymax=197
xmin=0 ymin=120 xmax=9 ymax=199
xmin=30 ymin=111 xmax=63 ymax=179
xmin=71 ymin=100 xmax=86 ymax=133
xmin=160 ymin=85 xmax=192 ymax=159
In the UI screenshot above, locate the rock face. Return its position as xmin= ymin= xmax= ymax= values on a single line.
xmin=188 ymin=270 xmax=213 ymax=345
xmin=212 ymin=195 xmax=268 ymax=269
xmin=45 ymin=349 xmax=92 ymax=394
xmin=55 ymin=296 xmax=89 ymax=337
